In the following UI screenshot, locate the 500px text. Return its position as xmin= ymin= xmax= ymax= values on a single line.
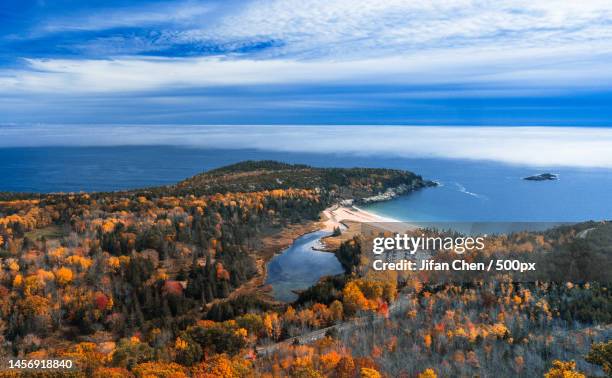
xmin=372 ymin=259 xmax=536 ymax=272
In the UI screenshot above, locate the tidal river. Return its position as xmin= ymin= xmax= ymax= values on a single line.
xmin=265 ymin=230 xmax=344 ymax=302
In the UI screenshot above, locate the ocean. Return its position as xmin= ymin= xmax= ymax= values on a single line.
xmin=1 ymin=145 xmax=611 ymax=222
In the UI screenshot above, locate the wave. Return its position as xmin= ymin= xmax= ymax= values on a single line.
xmin=454 ymin=182 xmax=487 ymax=200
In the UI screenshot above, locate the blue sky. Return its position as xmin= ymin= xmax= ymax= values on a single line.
xmin=1 ymin=0 xmax=612 ymax=125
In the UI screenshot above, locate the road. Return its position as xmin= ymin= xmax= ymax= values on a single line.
xmin=577 ymin=227 xmax=595 ymax=239
xmin=255 ymin=295 xmax=407 ymax=356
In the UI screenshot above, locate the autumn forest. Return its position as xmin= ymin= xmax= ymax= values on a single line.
xmin=0 ymin=161 xmax=610 ymax=377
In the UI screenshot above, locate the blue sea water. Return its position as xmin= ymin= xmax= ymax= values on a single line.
xmin=1 ymin=146 xmax=611 ymax=222
xmin=361 ymin=158 xmax=612 ymax=223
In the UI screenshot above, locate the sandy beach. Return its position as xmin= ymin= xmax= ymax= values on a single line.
xmin=322 ymin=204 xmax=413 ymax=234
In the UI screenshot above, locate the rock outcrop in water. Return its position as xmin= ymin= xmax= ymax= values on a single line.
xmin=523 ymin=173 xmax=558 ymax=181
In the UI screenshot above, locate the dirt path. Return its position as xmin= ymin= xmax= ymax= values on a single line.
xmin=256 ymin=293 xmax=407 ymax=355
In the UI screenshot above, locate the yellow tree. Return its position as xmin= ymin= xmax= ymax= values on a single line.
xmin=544 ymin=360 xmax=585 ymax=378
xmin=418 ymin=368 xmax=438 ymax=378
xmin=192 ymin=354 xmax=235 ymax=378
xmin=132 ymin=361 xmax=187 ymax=378
xmin=335 ymin=356 xmax=355 ymax=378
xmin=329 ymin=300 xmax=344 ymax=322
xmin=360 ymin=367 xmax=382 ymax=378
xmin=55 ymin=267 xmax=74 ymax=286
xmin=586 ymin=341 xmax=612 ymax=376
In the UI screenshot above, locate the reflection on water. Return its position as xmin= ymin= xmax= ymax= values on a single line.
xmin=265 ymin=231 xmax=344 ymax=302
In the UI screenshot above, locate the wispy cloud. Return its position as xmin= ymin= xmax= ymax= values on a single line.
xmin=3 ymin=0 xmax=612 ymax=91
xmin=33 ymin=0 xmax=612 ymax=58
xmin=36 ymin=1 xmax=216 ymax=33
xmin=1 ymin=0 xmax=612 ymax=123
xmin=2 ymin=43 xmax=612 ymax=95
xmin=176 ymin=0 xmax=612 ymax=59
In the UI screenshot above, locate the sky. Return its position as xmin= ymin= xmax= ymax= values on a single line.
xmin=1 ymin=0 xmax=612 ymax=125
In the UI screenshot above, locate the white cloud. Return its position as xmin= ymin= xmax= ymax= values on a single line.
xmin=174 ymin=0 xmax=612 ymax=59
xmin=2 ymin=40 xmax=612 ymax=95
xmin=1 ymin=125 xmax=612 ymax=168
xmin=3 ymin=0 xmax=611 ymax=95
xmin=38 ymin=1 xmax=215 ymax=33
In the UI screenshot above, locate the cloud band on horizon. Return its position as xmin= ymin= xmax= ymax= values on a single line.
xmin=1 ymin=125 xmax=612 ymax=169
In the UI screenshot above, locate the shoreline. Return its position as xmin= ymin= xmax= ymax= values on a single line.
xmin=321 ymin=204 xmax=400 ymax=231
xmin=318 ymin=204 xmax=416 ymax=252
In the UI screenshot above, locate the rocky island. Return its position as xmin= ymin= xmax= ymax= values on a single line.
xmin=523 ymin=173 xmax=558 ymax=181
